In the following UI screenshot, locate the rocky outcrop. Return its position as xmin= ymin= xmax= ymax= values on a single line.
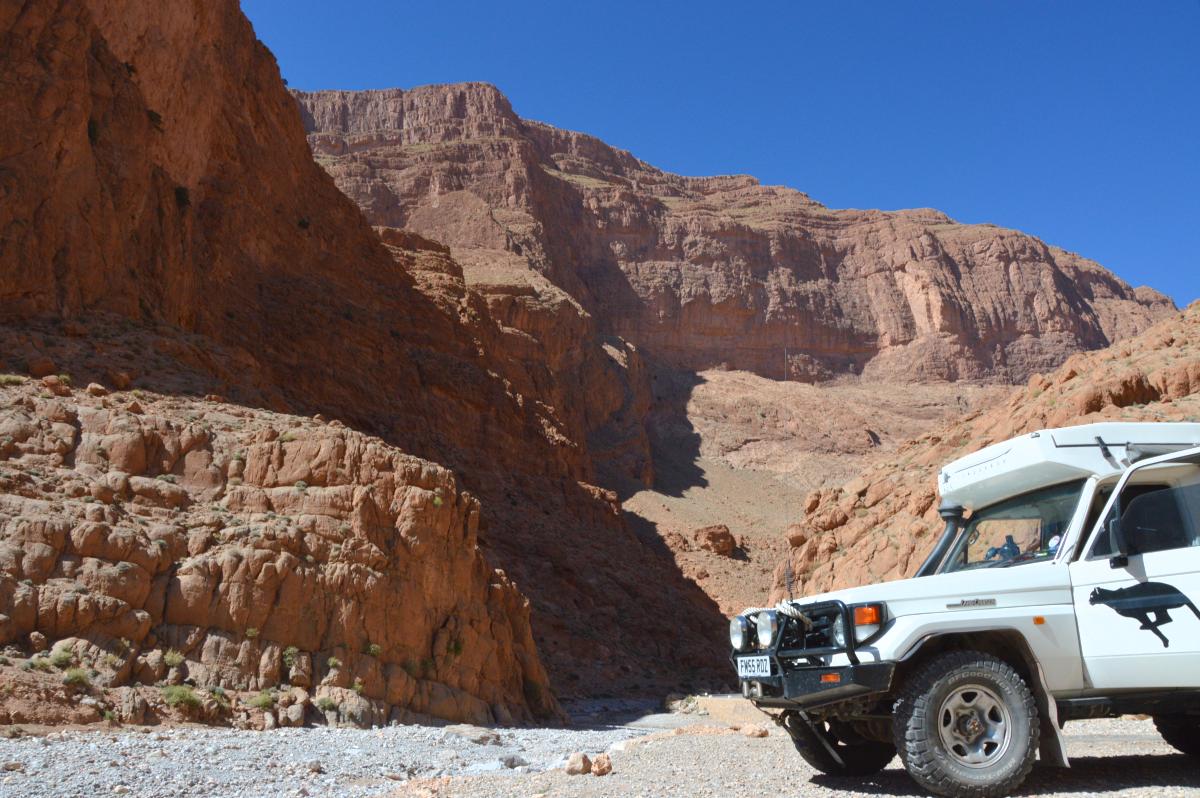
xmin=770 ymin=302 xmax=1200 ymax=600
xmin=0 ymin=378 xmax=554 ymax=724
xmin=0 ymin=0 xmax=727 ymax=705
xmin=295 ymin=84 xmax=1174 ymax=386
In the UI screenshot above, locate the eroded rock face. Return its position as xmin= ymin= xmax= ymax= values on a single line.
xmin=295 ymin=84 xmax=1174 ymax=386
xmin=770 ymin=302 xmax=1200 ymax=600
xmin=0 ymin=1 xmax=727 ymax=700
xmin=0 ymin=380 xmax=556 ymax=724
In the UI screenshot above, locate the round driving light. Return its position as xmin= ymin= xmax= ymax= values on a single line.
xmin=756 ymin=610 xmax=779 ymax=648
xmin=729 ymin=615 xmax=752 ymax=651
xmin=831 ymin=615 xmax=846 ymax=648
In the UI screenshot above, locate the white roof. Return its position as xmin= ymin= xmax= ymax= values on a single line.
xmin=938 ymin=422 xmax=1200 ymax=510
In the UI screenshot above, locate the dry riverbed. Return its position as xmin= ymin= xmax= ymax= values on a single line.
xmin=0 ymin=699 xmax=1194 ymax=798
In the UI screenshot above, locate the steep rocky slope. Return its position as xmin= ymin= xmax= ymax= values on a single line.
xmin=0 ymin=0 xmax=726 ymax=711
xmin=296 ymin=84 xmax=1173 ymax=385
xmin=0 ymin=371 xmax=550 ymax=727
xmin=770 ymin=302 xmax=1200 ymax=601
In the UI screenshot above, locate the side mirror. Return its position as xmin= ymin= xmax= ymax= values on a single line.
xmin=1108 ymin=517 xmax=1129 ymax=568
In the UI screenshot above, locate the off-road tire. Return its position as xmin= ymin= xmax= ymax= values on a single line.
xmin=1154 ymin=715 xmax=1200 ymax=757
xmin=893 ymin=651 xmax=1039 ymax=798
xmin=782 ymin=712 xmax=896 ymax=776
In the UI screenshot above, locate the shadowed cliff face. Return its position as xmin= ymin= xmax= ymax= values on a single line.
xmin=0 ymin=0 xmax=728 ymax=707
xmin=295 ymin=83 xmax=1175 ymax=386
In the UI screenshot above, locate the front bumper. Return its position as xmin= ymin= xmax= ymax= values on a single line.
xmin=732 ymin=599 xmax=894 ymax=710
xmin=737 ymin=659 xmax=895 ymax=709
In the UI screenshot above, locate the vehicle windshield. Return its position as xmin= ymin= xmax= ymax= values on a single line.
xmin=942 ymin=480 xmax=1085 ymax=572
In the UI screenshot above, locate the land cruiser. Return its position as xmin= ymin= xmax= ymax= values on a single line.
xmin=731 ymin=422 xmax=1200 ymax=797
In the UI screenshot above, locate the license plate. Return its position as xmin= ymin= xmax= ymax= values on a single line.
xmin=737 ymin=655 xmax=771 ymax=679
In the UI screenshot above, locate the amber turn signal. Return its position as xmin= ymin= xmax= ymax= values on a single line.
xmin=1033 ymin=616 xmax=1046 ymax=626
xmin=853 ymin=604 xmax=883 ymax=626
xmin=820 ymin=673 xmax=842 ymax=684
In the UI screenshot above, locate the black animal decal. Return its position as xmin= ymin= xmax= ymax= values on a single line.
xmin=1089 ymin=582 xmax=1200 ymax=648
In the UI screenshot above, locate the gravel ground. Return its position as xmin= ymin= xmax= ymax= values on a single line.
xmin=0 ymin=719 xmax=647 ymax=798
xmin=0 ymin=710 xmax=1194 ymax=798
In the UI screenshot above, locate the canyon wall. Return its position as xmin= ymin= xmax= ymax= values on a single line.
xmin=0 ymin=0 xmax=726 ymax=714
xmin=296 ymin=84 xmax=1174 ymax=386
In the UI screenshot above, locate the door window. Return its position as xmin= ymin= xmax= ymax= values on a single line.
xmin=1092 ymin=468 xmax=1200 ymax=557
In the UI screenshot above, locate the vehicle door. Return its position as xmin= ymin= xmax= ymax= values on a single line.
xmin=1069 ymin=450 xmax=1200 ymax=690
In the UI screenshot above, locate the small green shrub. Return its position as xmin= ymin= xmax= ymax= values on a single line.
xmin=209 ymin=687 xmax=230 ymax=709
xmin=293 ymin=480 xmax=308 ymax=492
xmin=0 ymin=374 xmax=25 ymax=386
xmin=49 ymin=649 xmax=75 ymax=669
xmin=245 ymin=627 xmax=259 ymax=639
xmin=156 ymin=474 xmax=177 ymax=483
xmin=365 ymin=643 xmax=382 ymax=658
xmin=327 ymin=656 xmax=341 ymax=670
xmin=247 ymin=691 xmax=275 ymax=710
xmin=351 ymin=678 xmax=364 ymax=695
xmin=62 ymin=668 xmax=90 ymax=687
xmin=102 ymin=710 xmax=118 ymax=723
xmin=282 ymin=646 xmax=299 ymax=669
xmin=316 ymin=697 xmax=338 ymax=713
xmin=161 ymin=685 xmax=200 ymax=709
xmin=163 ymin=649 xmax=184 ymax=668
xmin=279 ymin=432 xmax=297 ymax=443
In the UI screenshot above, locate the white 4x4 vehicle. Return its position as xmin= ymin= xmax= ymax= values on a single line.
xmin=732 ymin=422 xmax=1200 ymax=797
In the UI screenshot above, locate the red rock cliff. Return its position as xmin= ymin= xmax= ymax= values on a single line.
xmin=0 ymin=0 xmax=727 ymax=710
xmin=295 ymin=83 xmax=1174 ymax=385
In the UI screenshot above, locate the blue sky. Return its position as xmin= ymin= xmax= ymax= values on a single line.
xmin=244 ymin=1 xmax=1199 ymax=305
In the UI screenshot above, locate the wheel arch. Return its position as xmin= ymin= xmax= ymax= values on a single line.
xmin=895 ymin=629 xmax=1069 ymax=768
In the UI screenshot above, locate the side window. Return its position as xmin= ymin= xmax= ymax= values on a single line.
xmin=1094 ymin=473 xmax=1200 ymax=557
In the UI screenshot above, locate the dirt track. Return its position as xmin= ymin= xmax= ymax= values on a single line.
xmin=394 ymin=716 xmax=1198 ymax=798
xmin=0 ymin=699 xmax=1193 ymax=798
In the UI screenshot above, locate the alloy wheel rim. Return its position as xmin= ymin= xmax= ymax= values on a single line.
xmin=936 ymin=683 xmax=1012 ymax=768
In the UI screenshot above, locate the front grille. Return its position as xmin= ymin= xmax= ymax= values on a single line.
xmin=776 ymin=605 xmax=840 ymax=653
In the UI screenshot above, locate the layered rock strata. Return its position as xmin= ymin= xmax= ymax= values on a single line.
xmin=296 ymin=84 xmax=1174 ymax=385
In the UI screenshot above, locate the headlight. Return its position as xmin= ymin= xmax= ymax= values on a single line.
xmin=755 ymin=610 xmax=779 ymax=648
xmin=831 ymin=614 xmax=846 ymax=648
xmin=729 ymin=615 xmax=752 ymax=651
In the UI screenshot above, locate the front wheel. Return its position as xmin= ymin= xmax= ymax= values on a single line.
xmin=893 ymin=651 xmax=1039 ymax=798
xmin=782 ymin=712 xmax=896 ymax=776
xmin=1154 ymin=715 xmax=1200 ymax=757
